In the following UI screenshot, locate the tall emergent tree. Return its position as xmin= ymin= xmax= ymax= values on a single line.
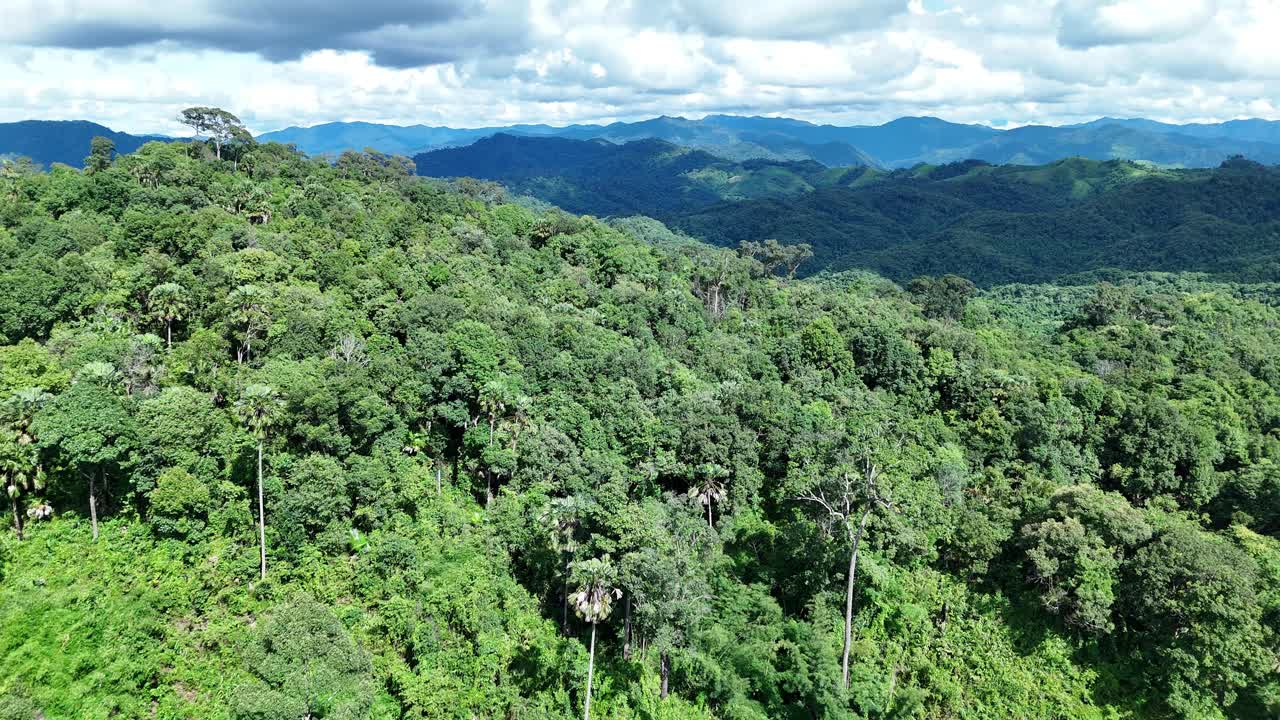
xmin=237 ymin=384 xmax=283 ymax=580
xmin=178 ymin=106 xmax=249 ymax=161
xmin=791 ymin=403 xmax=902 ymax=689
xmin=570 ymin=556 xmax=622 ymax=720
xmin=84 ymin=136 xmax=115 ymax=174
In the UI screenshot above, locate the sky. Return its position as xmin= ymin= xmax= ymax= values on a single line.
xmin=2 ymin=0 xmax=1279 ymax=135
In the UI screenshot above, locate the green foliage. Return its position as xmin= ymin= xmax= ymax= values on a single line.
xmin=0 ymin=139 xmax=1277 ymax=719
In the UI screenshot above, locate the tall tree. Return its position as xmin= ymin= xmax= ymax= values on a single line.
xmin=236 ymin=384 xmax=283 ymax=580
xmin=791 ymin=402 xmax=903 ymax=689
xmin=543 ymin=495 xmax=587 ymax=631
xmin=178 ymin=106 xmax=248 ymax=162
xmin=84 ymin=136 xmax=115 ymax=174
xmin=570 ymin=556 xmax=622 ymax=720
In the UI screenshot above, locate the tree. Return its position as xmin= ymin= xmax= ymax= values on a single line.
xmin=689 ymin=462 xmax=728 ymax=528
xmin=237 ymin=384 xmax=283 ymax=580
xmin=908 ymin=274 xmax=976 ymax=321
xmin=791 ymin=403 xmax=903 ymax=689
xmin=84 ymin=136 xmax=115 ymax=174
xmin=1021 ymin=485 xmax=1152 ymax=633
xmin=1123 ymin=524 xmax=1271 ymax=715
xmin=622 ymin=497 xmax=715 ymax=699
xmin=570 ymin=555 xmax=622 ymax=720
xmin=542 ymin=495 xmax=587 ymax=631
xmin=2 ymin=388 xmax=51 ymax=540
xmin=228 ymin=284 xmax=270 ymax=364
xmin=32 ymin=378 xmax=136 ymax=541
xmin=178 ymin=106 xmax=248 ymax=162
xmin=148 ymin=282 xmax=188 ymax=349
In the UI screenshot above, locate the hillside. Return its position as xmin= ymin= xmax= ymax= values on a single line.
xmin=0 ymin=120 xmax=166 ymax=168
xmin=414 ymin=133 xmax=871 ymax=214
xmin=3 ymin=138 xmax=1280 ymax=719
xmin=674 ymin=158 xmax=1280 ymax=284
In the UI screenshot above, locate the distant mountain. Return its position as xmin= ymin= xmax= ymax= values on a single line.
xmin=262 ymin=114 xmax=1280 ymax=169
xmin=1071 ymin=117 xmax=1280 ymax=145
xmin=910 ymin=123 xmax=1280 ymax=167
xmin=0 ymin=120 xmax=166 ymax=168
xmin=414 ymin=133 xmax=876 ymax=215
xmin=256 ymin=121 xmax=579 ymax=158
xmin=675 ymin=157 xmax=1280 ymax=285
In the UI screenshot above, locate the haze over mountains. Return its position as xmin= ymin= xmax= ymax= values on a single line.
xmin=8 ymin=114 xmax=1280 ymax=171
xmin=267 ymin=114 xmax=1280 ymax=169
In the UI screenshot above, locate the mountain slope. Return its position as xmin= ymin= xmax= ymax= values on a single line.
xmin=0 ymin=120 xmax=167 ymax=168
xmin=675 ymin=158 xmax=1280 ymax=284
xmin=414 ymin=133 xmax=872 ymax=215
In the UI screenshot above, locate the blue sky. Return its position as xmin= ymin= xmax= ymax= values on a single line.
xmin=2 ymin=0 xmax=1277 ymax=135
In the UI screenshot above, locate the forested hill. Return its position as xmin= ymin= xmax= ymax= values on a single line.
xmin=677 ymin=157 xmax=1280 ymax=285
xmin=415 ymin=133 xmax=869 ymax=215
xmin=0 ymin=120 xmax=166 ymax=168
xmin=416 ymin=135 xmax=1280 ymax=285
xmin=2 ymin=138 xmax=1280 ymax=719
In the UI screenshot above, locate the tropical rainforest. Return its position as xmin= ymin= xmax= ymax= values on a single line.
xmin=1 ymin=126 xmax=1279 ymax=720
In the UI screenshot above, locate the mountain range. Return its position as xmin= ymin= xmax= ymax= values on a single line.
xmin=7 ymin=114 xmax=1280 ymax=170
xmin=269 ymin=114 xmax=1280 ymax=169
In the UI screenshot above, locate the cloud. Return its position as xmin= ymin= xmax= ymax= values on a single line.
xmin=1054 ymin=0 xmax=1218 ymax=48
xmin=3 ymin=0 xmax=530 ymax=67
xmin=0 ymin=0 xmax=1278 ymax=134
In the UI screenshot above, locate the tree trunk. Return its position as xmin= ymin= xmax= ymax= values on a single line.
xmin=10 ymin=495 xmax=22 ymax=541
xmin=707 ymin=500 xmax=713 ymax=529
xmin=584 ymin=620 xmax=597 ymax=720
xmin=166 ymin=319 xmax=172 ymax=349
xmin=257 ymin=440 xmax=267 ymax=580
xmin=842 ymin=507 xmax=872 ymax=689
xmin=660 ymin=650 xmax=670 ymax=700
xmin=89 ymin=469 xmax=100 ymax=541
xmin=562 ymin=568 xmax=571 ymax=633
xmin=435 ymin=463 xmax=442 ymax=497
xmin=623 ymin=595 xmax=632 ymax=661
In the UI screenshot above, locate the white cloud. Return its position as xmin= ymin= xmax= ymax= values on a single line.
xmin=0 ymin=0 xmax=1277 ymax=134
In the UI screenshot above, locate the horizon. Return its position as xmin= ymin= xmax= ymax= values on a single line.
xmin=9 ymin=111 xmax=1280 ymax=140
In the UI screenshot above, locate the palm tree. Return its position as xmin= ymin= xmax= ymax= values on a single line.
xmin=236 ymin=384 xmax=283 ymax=580
xmin=478 ymin=377 xmax=514 ymax=505
xmin=570 ymin=556 xmax=622 ymax=720
xmin=690 ymin=463 xmax=728 ymax=528
xmin=542 ymin=495 xmax=585 ymax=631
xmin=2 ymin=388 xmax=51 ymax=540
xmin=148 ymin=282 xmax=188 ymax=349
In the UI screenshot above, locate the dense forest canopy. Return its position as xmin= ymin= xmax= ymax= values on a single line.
xmin=1 ymin=133 xmax=1279 ymax=720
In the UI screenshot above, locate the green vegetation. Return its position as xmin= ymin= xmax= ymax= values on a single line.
xmin=1 ymin=131 xmax=1279 ymax=719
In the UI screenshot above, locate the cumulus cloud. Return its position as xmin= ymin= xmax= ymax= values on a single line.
xmin=1054 ymin=0 xmax=1218 ymax=48
xmin=0 ymin=0 xmax=1278 ymax=134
